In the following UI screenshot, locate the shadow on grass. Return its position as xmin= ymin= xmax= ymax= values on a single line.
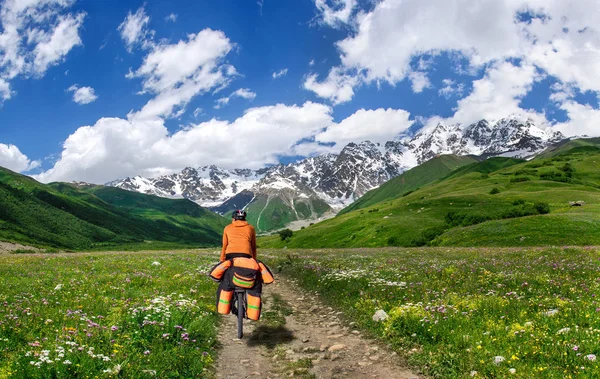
xmin=247 ymin=324 xmax=295 ymax=349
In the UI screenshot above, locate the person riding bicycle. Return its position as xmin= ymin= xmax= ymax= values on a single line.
xmin=220 ymin=209 xmax=257 ymax=262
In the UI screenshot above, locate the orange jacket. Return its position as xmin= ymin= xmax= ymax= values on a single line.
xmin=220 ymin=220 xmax=257 ymax=261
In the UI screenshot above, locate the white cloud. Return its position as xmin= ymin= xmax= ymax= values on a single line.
xmin=448 ymin=61 xmax=544 ymax=126
xmin=0 ymin=143 xmax=40 ymax=173
xmin=0 ymin=0 xmax=84 ymax=102
xmin=438 ymin=79 xmax=465 ymax=99
xmin=309 ymin=59 xmax=315 ymax=66
xmin=314 ymin=0 xmax=357 ymax=28
xmin=316 ymin=108 xmax=413 ymax=147
xmin=304 ymin=67 xmax=358 ymax=105
xmin=35 ymin=102 xmax=334 ymax=183
xmin=165 ymin=13 xmax=177 ymax=23
xmin=272 ymin=68 xmax=288 ymax=79
xmin=128 ymin=29 xmax=236 ymax=120
xmin=306 ymin=0 xmax=600 ymax=120
xmin=214 ymin=88 xmax=256 ymax=109
xmin=555 ymin=101 xmax=600 ymax=137
xmin=67 ymin=85 xmax=98 ymax=105
xmin=408 ymin=72 xmax=431 ymax=93
xmin=118 ymin=6 xmax=153 ymax=53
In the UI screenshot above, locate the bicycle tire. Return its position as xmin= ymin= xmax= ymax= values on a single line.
xmin=237 ymin=291 xmax=244 ymax=339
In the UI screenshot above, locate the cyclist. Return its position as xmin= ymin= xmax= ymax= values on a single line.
xmin=220 ymin=209 xmax=257 ymax=262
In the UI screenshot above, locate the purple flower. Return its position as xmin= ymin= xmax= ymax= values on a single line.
xmin=573 ymin=346 xmax=579 ymax=351
xmin=144 ymin=350 xmax=150 ymax=355
xmin=111 ymin=326 xmax=118 ymax=332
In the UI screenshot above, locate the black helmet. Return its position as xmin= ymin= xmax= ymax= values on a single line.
xmin=232 ymin=209 xmax=247 ymax=220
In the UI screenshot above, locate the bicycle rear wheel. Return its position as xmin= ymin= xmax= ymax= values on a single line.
xmin=237 ymin=291 xmax=244 ymax=339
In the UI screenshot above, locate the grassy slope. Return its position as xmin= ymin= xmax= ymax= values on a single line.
xmin=259 ymin=143 xmax=600 ymax=248
xmin=339 ymin=155 xmax=479 ymax=215
xmin=246 ymin=194 xmax=330 ymax=232
xmin=0 ymin=167 xmax=228 ymax=250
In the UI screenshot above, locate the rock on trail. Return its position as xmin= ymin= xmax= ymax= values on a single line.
xmin=215 ymin=277 xmax=419 ymax=378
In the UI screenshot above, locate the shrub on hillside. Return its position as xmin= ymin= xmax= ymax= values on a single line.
xmin=489 ymin=187 xmax=501 ymax=195
xmin=409 ymin=225 xmax=447 ymax=247
xmin=510 ymin=176 xmax=531 ymax=183
xmin=535 ymin=202 xmax=551 ymax=214
xmin=279 ymin=228 xmax=293 ymax=241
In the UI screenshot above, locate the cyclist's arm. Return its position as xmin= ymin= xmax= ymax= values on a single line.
xmin=220 ymin=229 xmax=228 ymax=262
xmin=251 ymin=228 xmax=257 ymax=260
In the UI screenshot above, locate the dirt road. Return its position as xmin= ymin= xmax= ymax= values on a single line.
xmin=215 ymin=277 xmax=420 ymax=379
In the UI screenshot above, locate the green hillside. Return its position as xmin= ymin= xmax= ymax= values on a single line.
xmin=0 ymin=167 xmax=228 ymax=250
xmin=245 ymin=193 xmax=330 ymax=232
xmin=259 ymin=140 xmax=600 ymax=248
xmin=339 ymin=155 xmax=479 ymax=215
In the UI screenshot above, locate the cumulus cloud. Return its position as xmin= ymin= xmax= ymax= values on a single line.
xmin=118 ymin=6 xmax=153 ymax=52
xmin=307 ymin=0 xmax=600 ymax=129
xmin=164 ymin=13 xmax=177 ymax=23
xmin=0 ymin=0 xmax=84 ymax=102
xmin=272 ymin=68 xmax=288 ymax=79
xmin=408 ymin=72 xmax=431 ymax=93
xmin=304 ymin=67 xmax=358 ymax=105
xmin=316 ymin=108 xmax=413 ymax=147
xmin=35 ymin=102 xmax=334 ymax=183
xmin=0 ymin=143 xmax=40 ymax=173
xmin=314 ymin=0 xmax=356 ymax=28
xmin=214 ymin=88 xmax=257 ymax=109
xmin=128 ymin=29 xmax=236 ymax=120
xmin=67 ymin=85 xmax=98 ymax=104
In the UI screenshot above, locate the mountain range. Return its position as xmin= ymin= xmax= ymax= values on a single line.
xmin=108 ymin=116 xmax=566 ymax=231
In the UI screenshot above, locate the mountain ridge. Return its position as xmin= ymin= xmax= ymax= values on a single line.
xmin=108 ymin=116 xmax=566 ymax=230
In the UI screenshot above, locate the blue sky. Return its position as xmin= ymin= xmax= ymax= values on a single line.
xmin=0 ymin=0 xmax=599 ymax=183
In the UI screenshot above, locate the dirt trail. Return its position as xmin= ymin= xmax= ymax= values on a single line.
xmin=215 ymin=277 xmax=420 ymax=379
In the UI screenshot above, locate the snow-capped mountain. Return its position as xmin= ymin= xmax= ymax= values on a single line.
xmin=107 ymin=165 xmax=265 ymax=208
xmin=108 ymin=116 xmax=565 ymax=230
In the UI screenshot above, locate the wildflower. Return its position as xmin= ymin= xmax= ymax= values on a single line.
xmin=111 ymin=325 xmax=118 ymax=331
xmin=63 ymin=360 xmax=72 ymax=365
xmin=573 ymin=346 xmax=579 ymax=351
xmin=544 ymin=309 xmax=559 ymax=317
xmin=586 ymin=354 xmax=597 ymax=361
xmin=509 ymin=368 xmax=516 ymax=374
xmin=557 ymin=328 xmax=570 ymax=334
xmin=54 ymin=284 xmax=62 ymax=291
xmin=494 ymin=356 xmax=506 ymax=365
xmin=151 ymin=261 xmax=161 ymax=266
xmin=470 ymin=371 xmax=478 ymax=376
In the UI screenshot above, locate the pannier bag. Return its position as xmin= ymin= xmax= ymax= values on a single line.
xmin=217 ymin=289 xmax=233 ymax=315
xmin=209 ymin=260 xmax=232 ymax=282
xmin=230 ymin=257 xmax=260 ymax=288
xmin=258 ymin=261 xmax=275 ymax=284
xmin=246 ymin=294 xmax=261 ymax=320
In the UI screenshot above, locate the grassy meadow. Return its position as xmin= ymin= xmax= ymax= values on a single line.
xmin=0 ymin=250 xmax=222 ymax=378
xmin=265 ymin=246 xmax=600 ymax=378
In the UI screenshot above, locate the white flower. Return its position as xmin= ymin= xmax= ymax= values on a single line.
xmin=509 ymin=368 xmax=516 ymax=374
xmin=494 ymin=356 xmax=506 ymax=365
xmin=557 ymin=328 xmax=571 ymax=334
xmin=151 ymin=261 xmax=161 ymax=266
xmin=54 ymin=284 xmax=62 ymax=291
xmin=63 ymin=360 xmax=72 ymax=365
xmin=372 ymin=309 xmax=389 ymax=322
xmin=470 ymin=371 xmax=478 ymax=377
xmin=586 ymin=354 xmax=597 ymax=361
xmin=544 ymin=309 xmax=559 ymax=317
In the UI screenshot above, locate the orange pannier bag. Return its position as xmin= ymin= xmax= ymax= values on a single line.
xmin=231 ymin=257 xmax=260 ymax=289
xmin=217 ymin=289 xmax=233 ymax=314
xmin=246 ymin=294 xmax=261 ymax=320
xmin=209 ymin=260 xmax=232 ymax=282
xmin=258 ymin=261 xmax=274 ymax=284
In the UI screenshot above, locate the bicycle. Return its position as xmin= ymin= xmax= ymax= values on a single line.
xmin=233 ymin=288 xmax=247 ymax=339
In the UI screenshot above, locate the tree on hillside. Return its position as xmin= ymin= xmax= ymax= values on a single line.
xmin=279 ymin=228 xmax=293 ymax=241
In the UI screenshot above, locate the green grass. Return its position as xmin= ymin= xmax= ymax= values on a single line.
xmin=264 ymin=246 xmax=600 ymax=378
xmin=339 ymin=155 xmax=479 ymax=215
xmin=259 ymin=142 xmax=600 ymax=249
xmin=0 ymin=167 xmax=228 ymax=250
xmin=0 ymin=250 xmax=222 ymax=378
